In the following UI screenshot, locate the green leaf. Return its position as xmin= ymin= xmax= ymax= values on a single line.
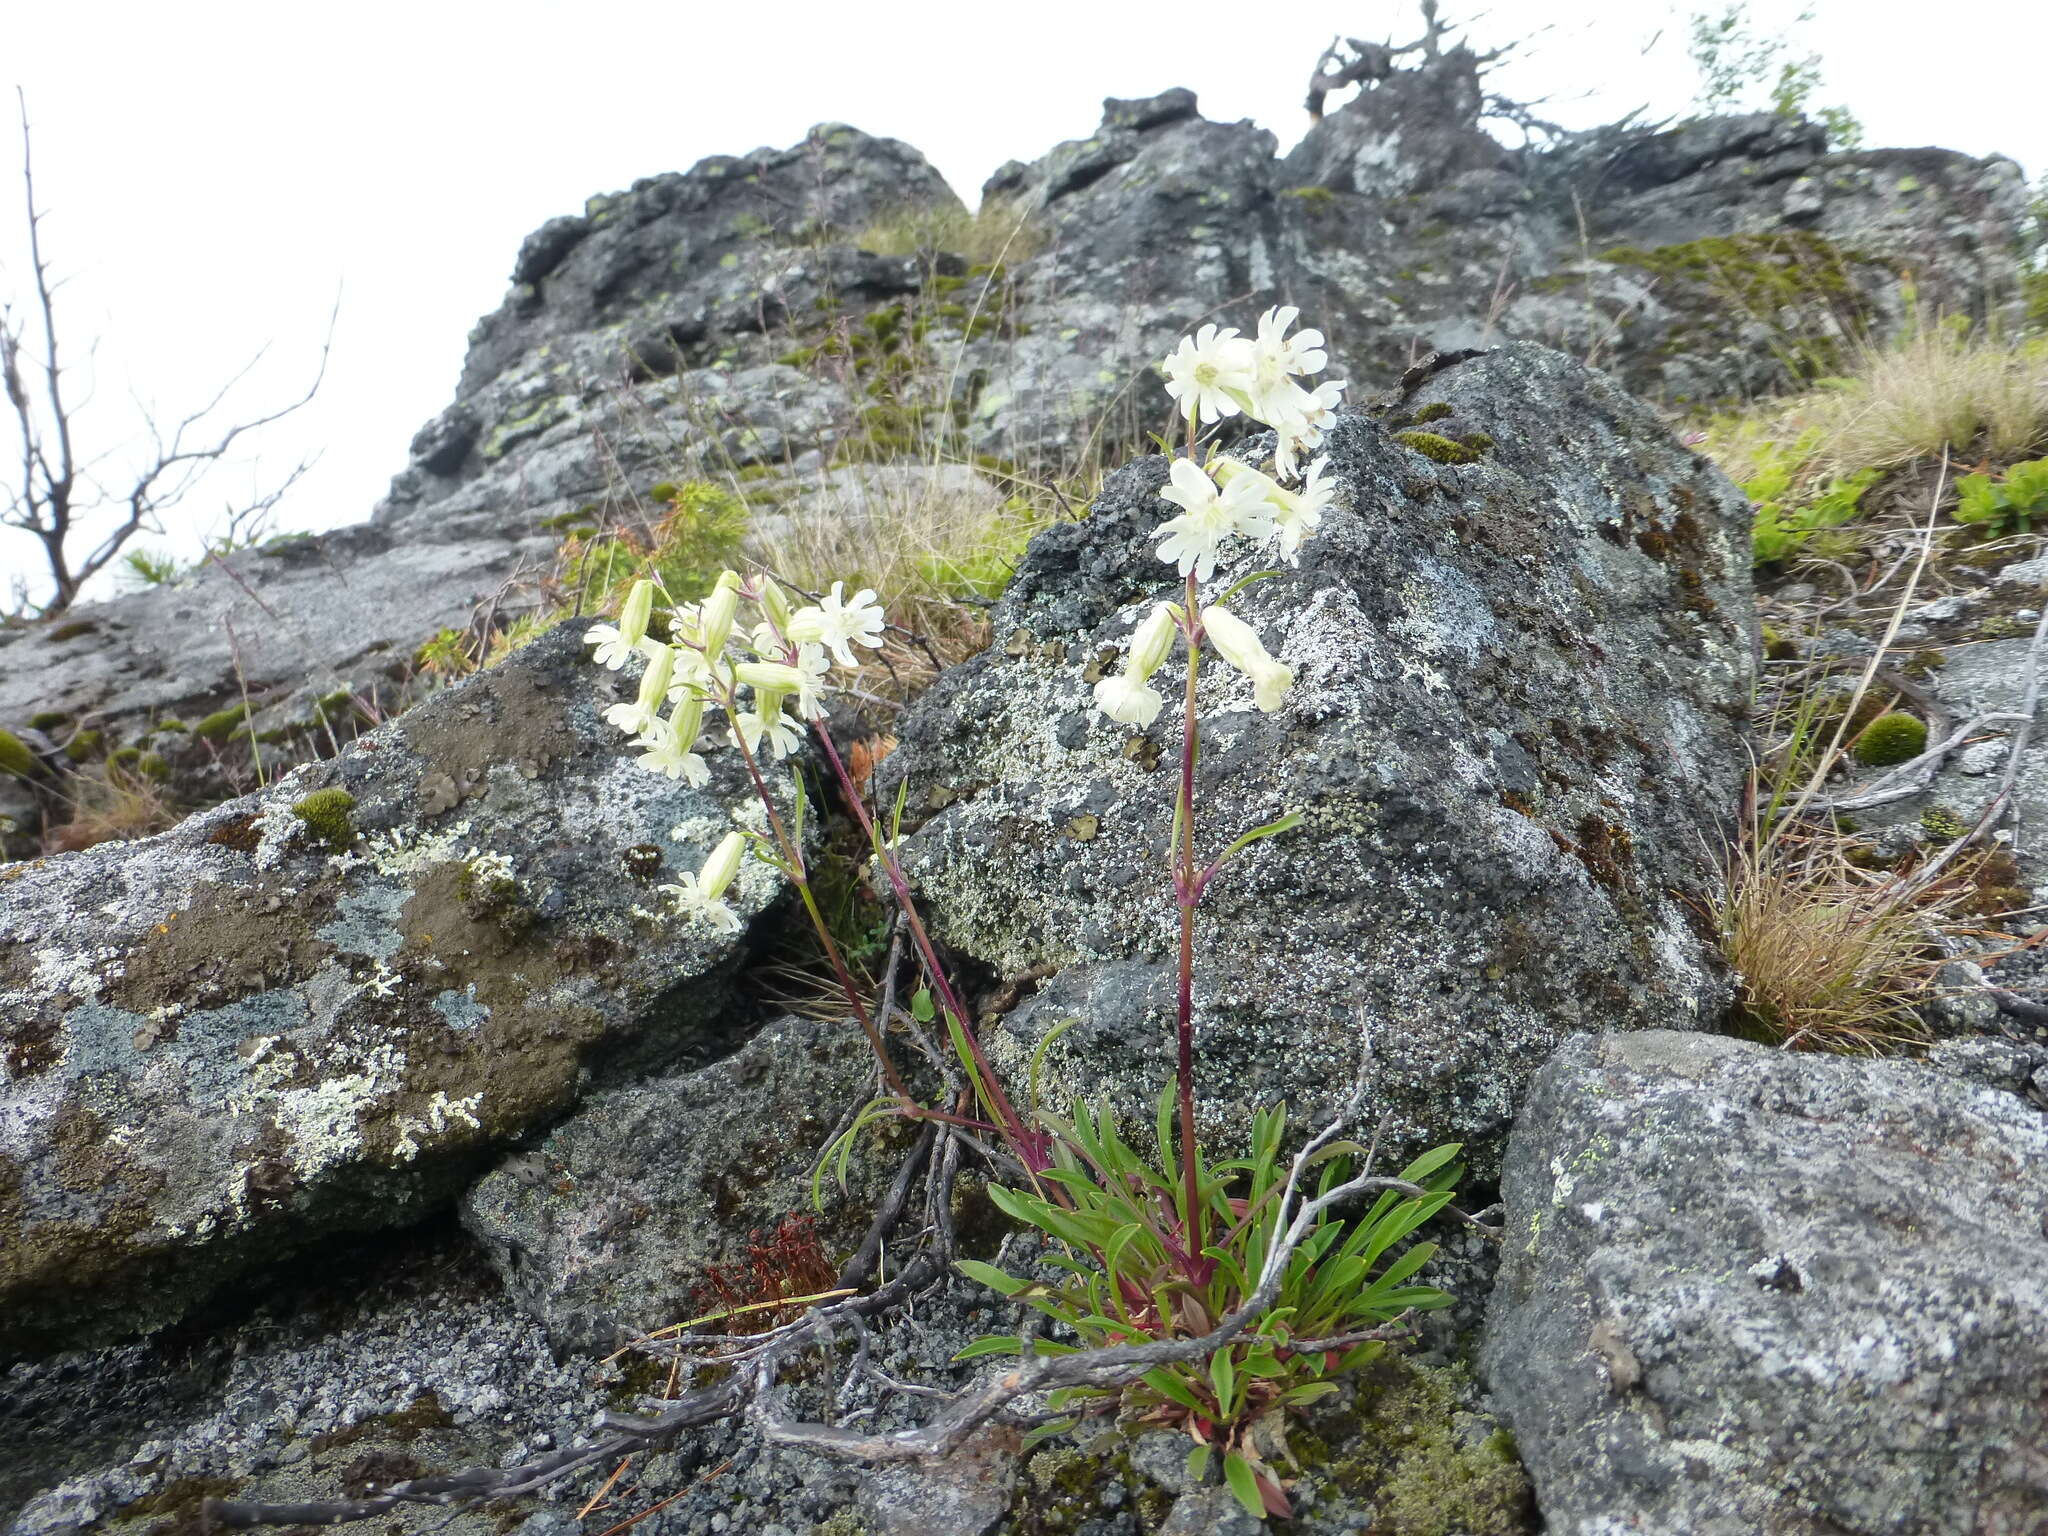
xmin=1214 ymin=566 xmax=1282 ymax=605
xmin=1397 ymin=1143 xmax=1463 ymax=1186
xmin=1277 ymin=1380 xmax=1341 ymax=1407
xmin=955 ymin=1260 xmax=1030 ymax=1298
xmin=1206 ymin=809 xmax=1305 ymax=875
xmin=1141 ymin=1367 xmax=1208 ymax=1415
xmin=1223 ymin=1452 xmax=1265 ymax=1522
xmin=1028 ymin=1015 xmax=1078 ymax=1116
xmin=1021 ymin=1415 xmax=1079 ymax=1449
xmin=1186 ymin=1445 xmax=1213 ymax=1483
xmin=910 ymin=987 xmax=936 ymax=1023
xmin=1209 ymin=1349 xmax=1236 ymax=1416
xmin=952 ymin=1334 xmax=1025 ymax=1361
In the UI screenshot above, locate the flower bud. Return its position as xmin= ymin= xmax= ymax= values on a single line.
xmin=669 ymin=689 xmax=705 ymax=751
xmin=700 ymin=570 xmax=743 ymax=658
xmin=736 ymin=661 xmax=805 ymax=693
xmin=1126 ymin=603 xmax=1180 ymax=682
xmin=1200 ymin=605 xmax=1294 ymax=712
xmin=636 ymin=642 xmax=676 ymax=716
xmin=756 ymin=576 xmax=794 ymax=636
xmin=699 ymin=830 xmax=746 ymax=901
xmin=617 ymin=579 xmax=655 ymax=652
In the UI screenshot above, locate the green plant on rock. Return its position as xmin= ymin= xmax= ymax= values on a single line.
xmin=1745 ymin=434 xmax=1881 ymax=564
xmin=1954 ymin=458 xmax=2048 ymax=537
xmin=960 ymin=1102 xmax=1457 ymax=1518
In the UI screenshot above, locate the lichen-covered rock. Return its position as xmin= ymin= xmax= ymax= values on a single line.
xmin=0 ymin=623 xmax=788 ymax=1356
xmin=1483 ymin=1030 xmax=2048 ymax=1534
xmin=462 ymin=1014 xmax=884 ymax=1353
xmin=884 ymin=344 xmax=1753 ymax=1167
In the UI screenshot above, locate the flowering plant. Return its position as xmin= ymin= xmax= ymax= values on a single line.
xmin=583 ymin=305 xmax=1457 ymax=1523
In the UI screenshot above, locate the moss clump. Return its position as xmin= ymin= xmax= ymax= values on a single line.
xmin=27 ymin=711 xmax=70 ymax=730
xmin=63 ymin=730 xmax=103 ymax=763
xmin=1397 ymin=430 xmax=1481 ymax=465
xmin=290 ymin=787 xmax=357 ymax=851
xmin=194 ymin=703 xmax=249 ymax=742
xmin=1302 ymin=1357 xmax=1532 ymax=1536
xmin=1921 ymin=805 xmax=1972 ymax=841
xmin=1854 ymin=712 xmax=1928 ymax=767
xmin=110 ymin=745 xmax=142 ymax=768
xmin=138 ymin=752 xmax=171 ymax=781
xmin=1461 ymin=432 xmax=1495 ymax=453
xmin=0 ymin=729 xmax=36 ymax=778
xmin=1410 ymin=401 xmax=1454 ymax=424
xmin=1282 ymin=184 xmax=1338 ymax=207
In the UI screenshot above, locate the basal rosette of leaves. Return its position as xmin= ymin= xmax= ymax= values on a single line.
xmin=960 ymin=1098 xmax=1459 ymax=1521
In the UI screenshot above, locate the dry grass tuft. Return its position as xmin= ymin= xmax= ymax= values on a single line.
xmin=1706 ymin=323 xmax=2048 ymax=484
xmin=46 ymin=764 xmax=179 ymax=853
xmin=853 ymin=199 xmax=1044 ymax=267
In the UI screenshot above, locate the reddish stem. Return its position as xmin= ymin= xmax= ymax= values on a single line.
xmin=808 ymin=718 xmax=1047 ymax=1170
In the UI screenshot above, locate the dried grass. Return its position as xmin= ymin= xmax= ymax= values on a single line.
xmin=1707 ymin=324 xmax=2048 ymax=484
xmin=852 ymin=199 xmax=1044 ymax=267
xmin=46 ymin=764 xmax=178 ymax=853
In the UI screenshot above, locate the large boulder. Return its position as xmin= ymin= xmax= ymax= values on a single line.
xmin=884 ymin=344 xmax=1754 ymax=1168
xmin=0 ymin=623 xmax=786 ymax=1356
xmin=1484 ymin=1030 xmax=2048 ymax=1534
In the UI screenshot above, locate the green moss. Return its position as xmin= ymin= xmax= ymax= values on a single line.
xmin=1461 ymin=432 xmax=1496 ymax=453
xmin=1306 ymin=1358 xmax=1533 ymax=1535
xmin=0 ymin=730 xmax=36 ymax=778
xmin=110 ymin=745 xmax=142 ymax=768
xmin=1854 ymin=712 xmax=1928 ymax=767
xmin=1282 ymin=184 xmax=1338 ymax=207
xmin=155 ymin=718 xmax=188 ymax=733
xmin=27 ymin=711 xmax=70 ymax=731
xmin=138 ymin=752 xmax=171 ymax=781
xmin=254 ymin=727 xmax=293 ymax=745
xmin=194 ymin=704 xmax=249 ymax=742
xmin=48 ymin=620 xmax=96 ymax=642
xmin=314 ymin=689 xmax=357 ymax=723
xmin=1397 ymin=430 xmax=1481 ymax=465
xmin=63 ymin=730 xmax=103 ymax=763
xmin=1410 ymin=401 xmax=1454 ymax=424
xmin=290 ymin=787 xmax=357 ymax=852
xmin=1922 ymin=806 xmax=1972 ymax=840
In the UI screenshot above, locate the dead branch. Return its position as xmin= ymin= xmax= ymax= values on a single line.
xmin=2 ymin=88 xmax=333 ymax=617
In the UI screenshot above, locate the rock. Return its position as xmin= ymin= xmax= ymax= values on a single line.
xmin=854 ymin=1425 xmax=1019 ymax=1536
xmin=1484 ymin=1030 xmax=2048 ymax=1534
xmin=462 ymin=1015 xmax=882 ymax=1353
xmin=1158 ymin=1485 xmax=1264 ymax=1535
xmin=885 ymin=344 xmax=1753 ymax=1167
xmin=0 ymin=622 xmax=789 ymax=1356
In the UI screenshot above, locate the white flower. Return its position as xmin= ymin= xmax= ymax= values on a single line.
xmin=1201 ymin=605 xmax=1294 ymax=712
xmin=815 ymin=581 xmax=887 ymax=668
xmin=1093 ymin=671 xmax=1165 ymax=726
xmin=584 ymin=623 xmax=635 ymax=670
xmin=1155 ymin=458 xmax=1273 ymax=581
xmin=633 ymin=715 xmax=711 ymax=786
xmin=669 ymin=644 xmax=714 ymax=696
xmin=1245 ymin=306 xmax=1326 ymax=410
xmin=733 ymin=707 xmax=802 ymax=760
xmin=661 ymin=873 xmax=742 ymax=934
xmin=1272 ymin=456 xmax=1337 ymax=564
xmin=1161 ymin=324 xmax=1255 ymax=425
xmin=603 ymin=641 xmax=676 ymax=736
xmin=792 ymin=645 xmax=831 ymax=720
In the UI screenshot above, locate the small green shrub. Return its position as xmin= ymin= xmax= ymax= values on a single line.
xmin=1954 ymin=458 xmax=2048 ymax=537
xmin=1745 ymin=435 xmax=1881 ymax=564
xmin=122 ymin=549 xmax=185 ymax=587
xmin=1853 ymin=712 xmax=1927 ymax=767
xmin=959 ymin=1097 xmax=1459 ymax=1522
xmin=290 ymin=788 xmax=357 ymax=851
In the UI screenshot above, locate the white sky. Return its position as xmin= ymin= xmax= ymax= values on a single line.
xmin=4 ymin=0 xmax=2044 ymax=608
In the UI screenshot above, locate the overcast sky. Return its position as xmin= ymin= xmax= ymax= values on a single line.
xmin=4 ymin=0 xmax=2044 ymax=608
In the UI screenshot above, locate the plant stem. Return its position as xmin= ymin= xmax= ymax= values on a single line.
xmin=724 ymin=704 xmax=916 ymax=1109
xmin=808 ymin=717 xmax=1045 ymax=1167
xmin=1175 ymin=569 xmax=1204 ymax=1271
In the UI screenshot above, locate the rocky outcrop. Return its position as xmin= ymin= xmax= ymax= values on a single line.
xmin=0 ymin=623 xmax=789 ymax=1355
xmin=1 ymin=59 xmax=2023 ymax=808
xmin=461 ymin=1014 xmax=884 ymax=1353
xmin=1484 ymin=1030 xmax=2048 ymax=1534
xmin=884 ymin=344 xmax=1754 ymax=1167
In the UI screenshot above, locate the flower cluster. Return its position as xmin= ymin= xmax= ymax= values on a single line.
xmin=586 ymin=569 xmax=886 ymax=925
xmin=1161 ymin=305 xmax=1345 ymax=479
xmin=1092 ymin=308 xmax=1345 ymax=729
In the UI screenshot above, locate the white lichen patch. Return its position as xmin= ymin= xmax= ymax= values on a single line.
xmin=390 ymin=1089 xmax=484 ymax=1161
